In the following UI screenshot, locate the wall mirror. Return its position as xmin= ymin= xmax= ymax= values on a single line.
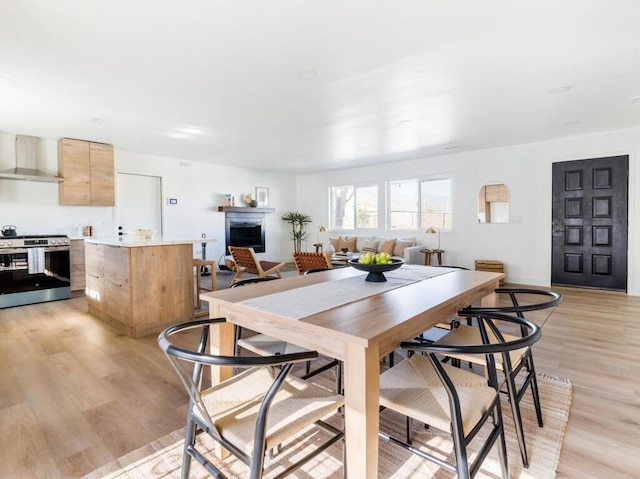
xmin=478 ymin=182 xmax=510 ymax=223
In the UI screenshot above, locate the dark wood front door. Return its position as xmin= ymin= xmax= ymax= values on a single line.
xmin=552 ymin=156 xmax=628 ymax=291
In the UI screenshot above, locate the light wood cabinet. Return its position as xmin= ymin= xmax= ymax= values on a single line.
xmin=70 ymin=239 xmax=86 ymax=292
xmin=85 ymin=242 xmax=193 ymax=338
xmin=58 ymin=138 xmax=115 ymax=206
xmin=484 ymin=184 xmax=509 ymax=202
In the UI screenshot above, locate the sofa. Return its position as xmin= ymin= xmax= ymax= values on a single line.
xmin=327 ymin=235 xmax=425 ymax=265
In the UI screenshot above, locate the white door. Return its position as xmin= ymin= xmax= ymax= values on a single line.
xmin=116 ymin=173 xmax=163 ymax=238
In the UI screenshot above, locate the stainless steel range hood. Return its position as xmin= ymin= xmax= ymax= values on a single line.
xmin=0 ymin=135 xmax=63 ymax=183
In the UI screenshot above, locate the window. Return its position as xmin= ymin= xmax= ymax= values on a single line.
xmin=421 ymin=178 xmax=451 ymax=229
xmin=389 ymin=177 xmax=451 ymax=230
xmin=330 ymin=184 xmax=378 ymax=230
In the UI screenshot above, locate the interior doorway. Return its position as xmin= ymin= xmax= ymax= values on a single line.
xmin=116 ymin=173 xmax=163 ymax=238
xmin=551 ymin=155 xmax=628 ymax=291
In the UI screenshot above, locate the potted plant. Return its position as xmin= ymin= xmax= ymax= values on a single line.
xmin=282 ymin=210 xmax=312 ymax=253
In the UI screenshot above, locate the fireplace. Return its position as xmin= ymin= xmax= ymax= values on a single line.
xmin=225 ymin=212 xmax=265 ymax=253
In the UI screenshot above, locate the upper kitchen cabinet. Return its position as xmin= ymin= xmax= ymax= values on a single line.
xmin=58 ymin=138 xmax=115 ymax=206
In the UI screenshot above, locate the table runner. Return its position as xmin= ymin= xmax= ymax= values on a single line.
xmin=238 ymin=265 xmax=454 ymax=320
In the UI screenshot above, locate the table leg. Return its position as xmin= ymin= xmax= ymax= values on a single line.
xmin=344 ymin=342 xmax=380 ymax=479
xmin=424 ymin=253 xmax=432 ymax=266
xmin=436 ymin=251 xmax=443 ymax=265
xmin=207 ymin=307 xmax=237 ymax=459
xmin=480 ymin=280 xmax=500 ymax=307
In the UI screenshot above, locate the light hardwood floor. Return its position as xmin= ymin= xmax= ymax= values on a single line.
xmin=0 ymin=281 xmax=638 ymax=478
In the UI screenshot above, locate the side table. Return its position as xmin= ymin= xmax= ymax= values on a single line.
xmin=420 ymin=248 xmax=445 ymax=266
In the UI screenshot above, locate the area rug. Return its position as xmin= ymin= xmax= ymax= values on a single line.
xmin=84 ymin=373 xmax=572 ymax=479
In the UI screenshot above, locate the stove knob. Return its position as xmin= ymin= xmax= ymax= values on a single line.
xmin=6 ymin=240 xmax=12 ymax=246
xmin=0 ymin=240 xmax=4 ymax=246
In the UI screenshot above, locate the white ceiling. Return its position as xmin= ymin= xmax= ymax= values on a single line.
xmin=1 ymin=1 xmax=640 ymax=175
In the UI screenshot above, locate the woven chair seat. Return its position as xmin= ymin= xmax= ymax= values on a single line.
xmin=435 ymin=324 xmax=527 ymax=370
xmin=380 ymin=354 xmax=496 ymax=436
xmin=196 ymin=366 xmax=344 ymax=454
xmin=228 ymin=246 xmax=285 ymax=283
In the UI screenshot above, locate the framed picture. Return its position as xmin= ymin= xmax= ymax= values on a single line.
xmin=256 ymin=186 xmax=269 ymax=206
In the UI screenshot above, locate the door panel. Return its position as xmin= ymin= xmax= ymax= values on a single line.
xmin=116 ymin=173 xmax=162 ymax=237
xmin=551 ymin=156 xmax=628 ymax=291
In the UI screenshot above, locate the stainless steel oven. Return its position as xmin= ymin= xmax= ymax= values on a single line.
xmin=0 ymin=235 xmax=71 ymax=308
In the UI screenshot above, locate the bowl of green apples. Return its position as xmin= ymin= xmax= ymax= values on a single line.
xmin=348 ymin=253 xmax=404 ymax=282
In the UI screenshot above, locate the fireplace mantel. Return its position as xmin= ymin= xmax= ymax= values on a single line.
xmin=218 ymin=206 xmax=275 ymax=213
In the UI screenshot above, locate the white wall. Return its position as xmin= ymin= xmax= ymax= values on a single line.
xmin=296 ymin=128 xmax=639 ymax=295
xmin=3 ymin=129 xmax=637 ymax=293
xmin=0 ymin=133 xmax=298 ymax=265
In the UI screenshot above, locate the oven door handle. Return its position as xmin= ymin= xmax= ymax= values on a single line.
xmin=0 ymin=247 xmax=70 ymax=254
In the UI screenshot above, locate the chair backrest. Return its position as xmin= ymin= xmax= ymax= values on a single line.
xmin=229 ymin=277 xmax=278 ymax=288
xmin=158 ymin=318 xmax=318 ymax=435
xmin=404 ymin=311 xmax=541 ymax=389
xmin=292 ymin=251 xmax=332 ymax=274
xmin=228 ymin=246 xmax=260 ymax=274
xmin=463 ymin=288 xmax=562 ymax=316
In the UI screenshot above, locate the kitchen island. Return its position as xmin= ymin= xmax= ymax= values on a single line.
xmin=84 ymin=237 xmax=215 ymax=338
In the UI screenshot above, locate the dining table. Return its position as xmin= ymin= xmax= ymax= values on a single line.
xmin=201 ymin=264 xmax=504 ymax=479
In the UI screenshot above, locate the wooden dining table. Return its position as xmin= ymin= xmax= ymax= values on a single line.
xmin=201 ymin=265 xmax=504 ymax=479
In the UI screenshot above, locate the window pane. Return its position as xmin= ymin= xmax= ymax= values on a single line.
xmin=420 ymin=178 xmax=451 ymax=229
xmin=356 ymin=185 xmax=378 ymax=228
xmin=389 ymin=179 xmax=418 ymax=229
xmin=330 ymin=186 xmax=354 ymax=229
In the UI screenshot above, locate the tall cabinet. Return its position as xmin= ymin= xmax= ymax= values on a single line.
xmin=58 ymin=138 xmax=115 ymax=206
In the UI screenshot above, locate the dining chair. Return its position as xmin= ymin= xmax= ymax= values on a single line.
xmin=231 ymin=277 xmax=341 ymax=393
xmin=436 ymin=288 xmax=562 ymax=467
xmin=379 ymin=311 xmax=541 ymax=479
xmin=387 ymin=265 xmax=470 ymax=367
xmin=158 ymin=317 xmax=345 ymax=479
xmin=228 ymin=246 xmax=285 ymax=283
xmin=291 ymin=251 xmax=333 ymax=275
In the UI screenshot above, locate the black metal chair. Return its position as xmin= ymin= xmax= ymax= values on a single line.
xmin=437 ymin=288 xmax=562 ymax=467
xmin=379 ymin=311 xmax=541 ymax=479
xmin=158 ymin=318 xmax=345 ymax=479
xmin=387 ymin=265 xmax=470 ymax=367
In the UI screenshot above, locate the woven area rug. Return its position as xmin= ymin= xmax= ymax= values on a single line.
xmin=84 ymin=373 xmax=572 ymax=479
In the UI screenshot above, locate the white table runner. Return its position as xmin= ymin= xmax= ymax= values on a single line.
xmin=238 ymin=265 xmax=454 ymax=320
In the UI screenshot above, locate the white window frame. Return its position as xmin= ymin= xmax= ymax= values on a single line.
xmin=386 ymin=175 xmax=452 ymax=231
xmin=329 ymin=183 xmax=379 ymax=231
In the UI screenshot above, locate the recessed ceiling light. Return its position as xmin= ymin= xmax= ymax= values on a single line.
xmin=398 ymin=120 xmax=414 ymax=126
xmin=549 ymin=85 xmax=571 ymax=94
xmin=564 ymin=120 xmax=581 ymax=127
xmin=630 ymin=96 xmax=640 ymax=105
xmin=297 ymin=70 xmax=317 ymax=80
xmin=0 ymin=76 xmax=15 ymax=86
xmin=86 ymin=116 xmax=104 ymax=124
xmin=444 ymin=145 xmax=460 ymax=150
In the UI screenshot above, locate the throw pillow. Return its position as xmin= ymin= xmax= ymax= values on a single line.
xmin=337 ymin=236 xmax=357 ymax=252
xmin=361 ymin=240 xmax=379 ymax=253
xmin=329 ymin=237 xmax=340 ymax=251
xmin=393 ymin=240 xmax=415 ymax=257
xmin=378 ymin=239 xmax=396 ymax=255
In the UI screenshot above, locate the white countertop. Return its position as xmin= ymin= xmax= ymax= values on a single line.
xmin=84 ymin=236 xmax=217 ymax=247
